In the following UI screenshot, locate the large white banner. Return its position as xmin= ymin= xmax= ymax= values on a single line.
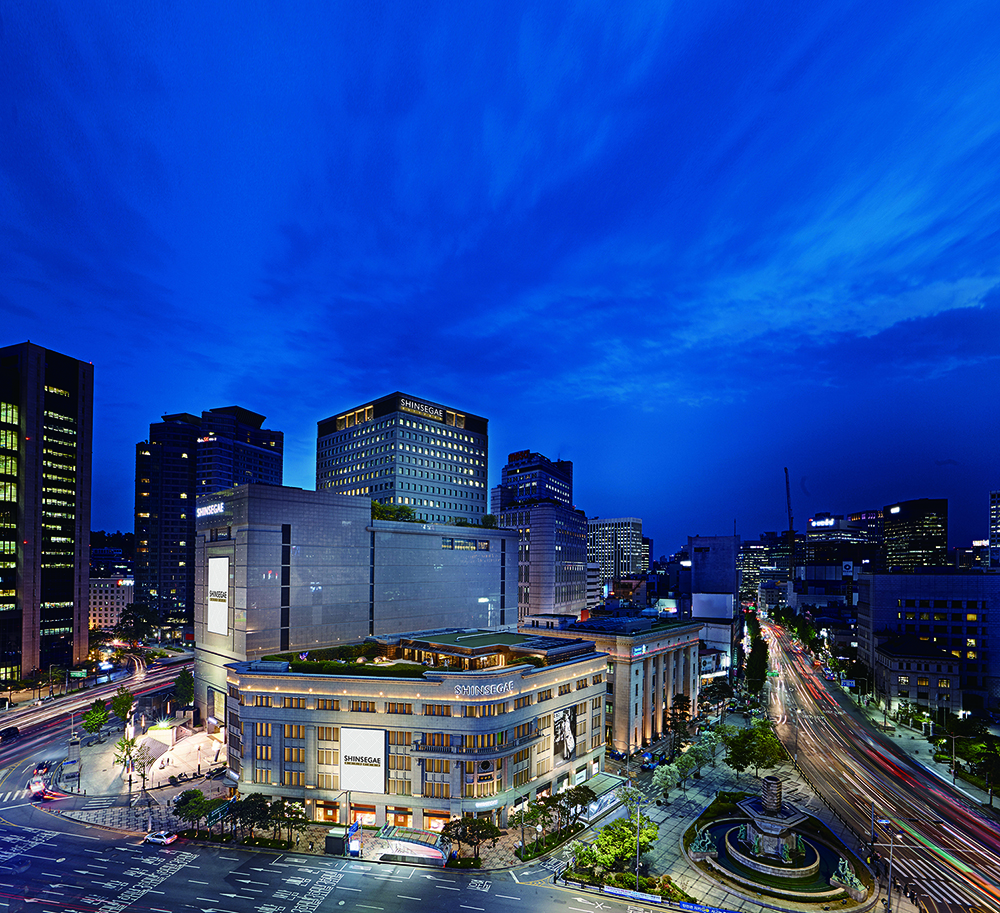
xmin=341 ymin=727 xmax=386 ymax=794
xmin=207 ymin=556 xmax=229 ymax=635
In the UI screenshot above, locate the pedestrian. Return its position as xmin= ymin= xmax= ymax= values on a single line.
xmin=309 ymin=840 xmax=314 ymax=851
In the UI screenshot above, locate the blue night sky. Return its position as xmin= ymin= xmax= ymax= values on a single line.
xmin=2 ymin=2 xmax=998 ymax=555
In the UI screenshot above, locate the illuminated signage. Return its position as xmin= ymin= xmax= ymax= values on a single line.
xmin=399 ymin=397 xmax=444 ymax=422
xmin=973 ymin=540 xmax=989 ymax=547
xmin=207 ymin=556 xmax=229 ymax=635
xmin=454 ymin=680 xmax=514 ymax=697
xmin=474 ymin=798 xmax=499 ymax=809
xmin=197 ymin=502 xmax=225 ymax=518
xmin=631 ymin=645 xmax=647 ymax=656
xmin=341 ymin=728 xmax=386 ymax=794
xmin=508 ymin=450 xmax=531 ymax=462
xmin=889 ymin=506 xmax=901 ymax=514
xmin=810 ymin=518 xmax=835 ymax=528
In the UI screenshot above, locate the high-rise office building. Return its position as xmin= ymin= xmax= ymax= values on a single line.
xmin=0 ymin=342 xmax=93 ymax=678
xmin=882 ymin=498 xmax=948 ymax=572
xmin=135 ymin=407 xmax=282 ymax=636
xmin=991 ymin=490 xmax=1000 ymax=568
xmin=491 ymin=451 xmax=587 ymax=620
xmin=316 ymin=392 xmax=488 ymax=524
xmin=587 ymin=517 xmax=643 ymax=584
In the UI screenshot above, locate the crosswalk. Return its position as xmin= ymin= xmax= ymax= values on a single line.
xmin=887 ymin=854 xmax=973 ymax=905
xmin=80 ymin=797 xmax=116 ymax=810
xmin=0 ymin=789 xmax=29 ymax=802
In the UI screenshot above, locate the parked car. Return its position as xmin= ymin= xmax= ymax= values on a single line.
xmin=143 ymin=832 xmax=178 ymax=845
xmin=0 ymin=726 xmax=18 ymax=742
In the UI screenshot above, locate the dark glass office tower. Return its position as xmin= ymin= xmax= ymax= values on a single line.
xmin=0 ymin=342 xmax=93 ymax=679
xmin=882 ymin=498 xmax=948 ymax=572
xmin=135 ymin=407 xmax=282 ymax=638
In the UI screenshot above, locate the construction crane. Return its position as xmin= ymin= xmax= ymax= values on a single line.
xmin=784 ymin=467 xmax=795 ymax=582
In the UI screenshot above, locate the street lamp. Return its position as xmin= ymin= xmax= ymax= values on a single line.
xmin=48 ymin=663 xmax=57 ymax=697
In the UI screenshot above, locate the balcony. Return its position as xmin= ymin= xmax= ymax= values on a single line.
xmin=411 ymin=729 xmax=541 ymax=758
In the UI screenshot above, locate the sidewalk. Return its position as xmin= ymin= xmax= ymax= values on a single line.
xmin=51 ymin=724 xmax=229 ymax=835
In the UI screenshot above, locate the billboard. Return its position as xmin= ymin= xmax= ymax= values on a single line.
xmin=553 ymin=705 xmax=577 ymax=766
xmin=341 ymin=728 xmax=386 ymax=794
xmin=207 ymin=556 xmax=229 ymax=635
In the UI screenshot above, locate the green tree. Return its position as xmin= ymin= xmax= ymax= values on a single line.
xmin=174 ymin=668 xmax=195 ymax=708
xmin=674 ymin=751 xmax=698 ymax=791
xmin=481 ymin=514 xmax=498 ymax=529
xmin=746 ymin=719 xmax=786 ymax=777
xmin=461 ymin=817 xmax=502 ymax=861
xmin=559 ymin=784 xmax=597 ymax=834
xmin=110 ymin=684 xmax=135 ymax=727
xmin=114 ymin=601 xmax=159 ymax=645
xmin=745 ymin=637 xmax=769 ymax=695
xmin=371 ymin=501 xmax=417 ymax=522
xmin=722 ymin=727 xmax=753 ymax=780
xmin=173 ymin=789 xmax=209 ymax=832
xmin=113 ymin=735 xmax=139 ymax=797
xmin=81 ymin=698 xmax=109 ymax=736
xmin=508 ymin=805 xmax=540 ymax=856
xmin=665 ymin=694 xmax=692 ymax=760
xmin=652 ymin=763 xmax=679 ymax=798
xmin=271 ymin=798 xmax=309 ymax=844
xmin=589 ymin=812 xmax=658 ymax=872
xmin=233 ymin=793 xmax=270 ymax=840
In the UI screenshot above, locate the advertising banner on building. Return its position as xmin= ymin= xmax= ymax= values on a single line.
xmin=207 ymin=556 xmax=229 ymax=635
xmin=341 ymin=728 xmax=386 ymax=794
xmin=553 ymin=705 xmax=577 ymax=765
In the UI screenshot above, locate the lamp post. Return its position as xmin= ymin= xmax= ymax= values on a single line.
xmin=885 ymin=827 xmax=903 ymax=913
xmin=48 ymin=664 xmax=57 ymax=697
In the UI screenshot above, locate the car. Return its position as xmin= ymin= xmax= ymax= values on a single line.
xmin=144 ymin=831 xmax=178 ymax=845
xmin=0 ymin=726 xmax=18 ymax=742
xmin=33 ymin=761 xmax=50 ymax=776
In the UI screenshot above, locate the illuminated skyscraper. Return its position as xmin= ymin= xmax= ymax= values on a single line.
xmin=135 ymin=407 xmax=282 ymax=636
xmin=882 ymin=498 xmax=948 ymax=572
xmin=316 ymin=392 xmax=488 ymax=524
xmin=0 ymin=342 xmax=93 ymax=679
xmin=492 ymin=451 xmax=587 ymax=620
xmin=587 ymin=517 xmax=643 ymax=584
xmin=991 ymin=490 xmax=1000 ymax=568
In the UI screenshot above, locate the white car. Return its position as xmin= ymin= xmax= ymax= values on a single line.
xmin=143 ymin=831 xmax=178 ymax=845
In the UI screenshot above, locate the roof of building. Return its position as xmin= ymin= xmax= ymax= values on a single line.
xmin=874 ymin=635 xmax=957 ymax=661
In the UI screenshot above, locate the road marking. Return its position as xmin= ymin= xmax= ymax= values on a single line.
xmin=397 ymin=895 xmax=421 ymax=901
xmin=459 ymin=906 xmax=485 ymax=911
xmin=438 ymin=885 xmax=460 ymax=890
xmin=189 ymin=879 xmax=210 ymax=884
xmin=339 ymin=886 xmax=361 ymax=891
xmin=495 ymin=894 xmax=520 ymax=900
xmin=357 ymin=906 xmax=384 ymax=911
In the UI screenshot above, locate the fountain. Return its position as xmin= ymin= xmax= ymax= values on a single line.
xmin=687 ymin=776 xmax=873 ymax=908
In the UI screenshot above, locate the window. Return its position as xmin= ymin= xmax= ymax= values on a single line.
xmin=283 ymin=771 xmax=304 ymax=786
xmin=917 ymin=677 xmax=929 ymax=687
xmin=283 ymin=697 xmax=306 ymax=709
xmin=253 ymin=769 xmax=272 ymax=784
xmin=514 ymin=695 xmax=532 ymax=710
xmin=897 ymin=676 xmax=909 ymax=685
xmin=576 ymin=678 xmax=589 ymax=691
xmin=591 ymin=697 xmax=602 ymax=710
xmin=558 ymin=683 xmax=571 ymax=696
xmin=316 ymin=699 xmax=339 ymax=711
xmin=423 ymin=704 xmax=451 ymax=716
xmin=254 ymin=696 xmax=272 ymax=707
xmin=937 ymin=679 xmax=950 ymax=688
xmin=350 ymin=700 xmax=376 ymax=713
xmin=255 ymin=745 xmax=271 ymax=760
xmin=387 ymin=702 xmax=413 ymax=714
xmin=317 ymin=773 xmax=338 ymax=789
xmin=317 ymin=726 xmax=339 ymax=742
xmin=387 ymin=754 xmax=412 ymax=771
xmin=388 ymin=730 xmax=412 ymax=746
xmin=536 ymin=689 xmax=552 ymax=702
xmin=284 ymin=747 xmax=305 ymax=762
xmin=591 ymin=674 xmax=603 ymax=685
xmin=284 ymin=725 xmax=305 ymax=739
xmin=317 ymin=749 xmax=337 ymax=765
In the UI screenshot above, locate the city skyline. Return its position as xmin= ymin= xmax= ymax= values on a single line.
xmin=2 ymin=3 xmax=998 ymax=553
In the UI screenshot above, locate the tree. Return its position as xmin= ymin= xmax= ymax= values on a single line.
xmin=508 ymin=805 xmax=541 ymax=856
xmin=371 ymin=501 xmax=417 ymax=522
xmin=272 ymin=799 xmax=309 ymax=845
xmin=110 ymin=684 xmax=135 ymax=727
xmin=675 ymin=751 xmax=698 ymax=791
xmin=559 ymin=785 xmax=597 ymax=834
xmin=699 ymin=730 xmax=721 ymax=767
xmin=114 ymin=601 xmax=159 ymax=645
xmin=481 ymin=514 xmax=498 ymax=529
xmin=133 ymin=742 xmax=155 ymax=792
xmin=665 ymin=694 xmax=692 ymax=760
xmin=746 ymin=719 xmax=786 ymax=777
xmin=174 ymin=789 xmax=209 ymax=832
xmin=233 ymin=793 xmax=270 ymax=840
xmin=615 ymin=782 xmax=643 ymax=820
xmin=81 ymin=698 xmax=109 ymax=736
xmin=722 ymin=727 xmax=753 ymax=780
xmin=746 ymin=637 xmax=769 ymax=695
xmin=461 ymin=817 xmax=502 ymax=861
xmin=588 ymin=812 xmax=658 ymax=872
xmin=652 ymin=763 xmax=679 ymax=798
xmin=113 ymin=735 xmax=139 ymax=797
xmin=174 ymin=668 xmax=194 ymax=709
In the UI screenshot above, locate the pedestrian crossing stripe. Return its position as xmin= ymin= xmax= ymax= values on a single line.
xmin=888 ymin=857 xmax=969 ymax=903
xmin=1 ymin=790 xmax=27 ymax=801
